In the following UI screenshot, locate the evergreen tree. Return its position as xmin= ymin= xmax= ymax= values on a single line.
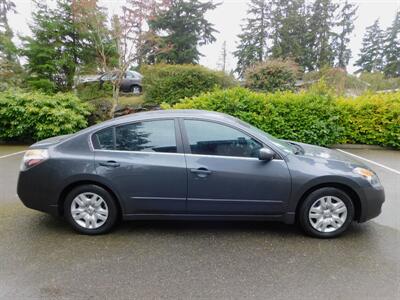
xmin=270 ymin=0 xmax=309 ymax=70
xmin=383 ymin=11 xmax=400 ymax=77
xmin=307 ymin=0 xmax=338 ymax=70
xmin=233 ymin=0 xmax=271 ymax=77
xmin=333 ymin=1 xmax=357 ymax=69
xmin=145 ymin=0 xmax=218 ymax=64
xmin=22 ymin=0 xmax=100 ymax=91
xmin=354 ymin=19 xmax=384 ymax=73
xmin=0 ymin=0 xmax=21 ymax=87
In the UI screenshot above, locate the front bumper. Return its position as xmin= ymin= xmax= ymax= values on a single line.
xmin=358 ymin=185 xmax=385 ymax=223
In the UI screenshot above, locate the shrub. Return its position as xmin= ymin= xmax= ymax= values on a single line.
xmin=169 ymin=87 xmax=400 ymax=148
xmin=170 ymin=87 xmax=342 ymax=146
xmin=141 ymin=64 xmax=237 ymax=105
xmin=359 ymin=72 xmax=400 ymax=92
xmin=337 ymin=92 xmax=400 ymax=148
xmin=302 ymin=68 xmax=369 ymax=96
xmin=0 ymin=90 xmax=91 ymax=141
xmin=76 ymin=81 xmax=113 ymax=101
xmin=86 ymin=98 xmax=113 ymax=125
xmin=244 ymin=59 xmax=300 ymax=93
xmin=26 ymin=78 xmax=56 ymax=94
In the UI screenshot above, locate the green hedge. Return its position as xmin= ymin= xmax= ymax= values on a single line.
xmin=167 ymin=87 xmax=400 ymax=148
xmin=337 ymin=93 xmax=400 ymax=148
xmin=0 ymin=90 xmax=91 ymax=141
xmin=141 ymin=64 xmax=237 ymax=105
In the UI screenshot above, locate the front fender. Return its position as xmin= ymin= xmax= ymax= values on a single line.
xmin=287 ymin=175 xmax=363 ymax=213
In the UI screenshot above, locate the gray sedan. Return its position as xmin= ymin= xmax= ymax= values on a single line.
xmin=99 ymin=71 xmax=142 ymax=94
xmin=17 ymin=110 xmax=384 ymax=238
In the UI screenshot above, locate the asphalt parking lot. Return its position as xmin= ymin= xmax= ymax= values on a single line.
xmin=0 ymin=145 xmax=399 ymax=299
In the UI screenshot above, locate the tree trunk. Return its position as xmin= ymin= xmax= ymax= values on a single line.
xmin=110 ymin=83 xmax=120 ymax=118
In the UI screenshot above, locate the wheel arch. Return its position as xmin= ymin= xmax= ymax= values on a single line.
xmin=130 ymin=84 xmax=142 ymax=93
xmin=294 ymin=182 xmax=362 ymax=222
xmin=58 ymin=180 xmax=124 ymax=218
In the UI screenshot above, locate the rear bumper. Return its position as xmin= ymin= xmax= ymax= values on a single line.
xmin=17 ymin=169 xmax=59 ymax=216
xmin=358 ymin=186 xmax=385 ymax=223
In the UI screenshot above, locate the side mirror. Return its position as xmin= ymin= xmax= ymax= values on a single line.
xmin=258 ymin=148 xmax=275 ymax=161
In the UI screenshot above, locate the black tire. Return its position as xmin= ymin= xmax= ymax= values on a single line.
xmin=130 ymin=85 xmax=142 ymax=95
xmin=64 ymin=185 xmax=118 ymax=235
xmin=298 ymin=187 xmax=354 ymax=238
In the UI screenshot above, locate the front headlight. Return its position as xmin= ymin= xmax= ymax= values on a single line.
xmin=21 ymin=149 xmax=49 ymax=171
xmin=353 ymin=167 xmax=381 ymax=187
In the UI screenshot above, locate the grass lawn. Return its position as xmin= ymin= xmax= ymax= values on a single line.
xmin=118 ymin=95 xmax=145 ymax=106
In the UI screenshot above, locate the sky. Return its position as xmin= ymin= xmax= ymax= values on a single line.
xmin=7 ymin=0 xmax=400 ymax=74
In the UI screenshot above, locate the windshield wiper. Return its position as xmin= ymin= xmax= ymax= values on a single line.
xmin=289 ymin=142 xmax=304 ymax=155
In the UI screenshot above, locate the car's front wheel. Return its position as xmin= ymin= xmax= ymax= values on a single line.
xmin=64 ymin=185 xmax=118 ymax=235
xmin=299 ymin=187 xmax=354 ymax=238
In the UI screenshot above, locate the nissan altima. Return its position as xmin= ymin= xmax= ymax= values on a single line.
xmin=17 ymin=110 xmax=385 ymax=238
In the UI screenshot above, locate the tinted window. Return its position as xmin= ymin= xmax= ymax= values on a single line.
xmin=92 ymin=127 xmax=114 ymax=150
xmin=116 ymin=120 xmax=176 ymax=153
xmin=184 ymin=120 xmax=263 ymax=157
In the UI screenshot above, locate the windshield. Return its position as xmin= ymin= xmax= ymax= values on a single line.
xmin=248 ymin=125 xmax=296 ymax=154
xmin=230 ymin=116 xmax=296 ymax=154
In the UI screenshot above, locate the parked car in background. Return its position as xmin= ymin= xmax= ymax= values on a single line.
xmin=99 ymin=71 xmax=143 ymax=95
xmin=17 ymin=110 xmax=384 ymax=238
xmin=76 ymin=74 xmax=102 ymax=84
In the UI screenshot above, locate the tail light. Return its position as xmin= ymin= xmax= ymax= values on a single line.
xmin=21 ymin=149 xmax=49 ymax=171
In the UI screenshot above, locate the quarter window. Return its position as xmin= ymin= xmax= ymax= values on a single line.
xmin=184 ymin=120 xmax=263 ymax=158
xmin=116 ymin=120 xmax=177 ymax=153
xmin=92 ymin=127 xmax=114 ymax=150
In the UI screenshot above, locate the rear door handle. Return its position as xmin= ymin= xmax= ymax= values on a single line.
xmin=99 ymin=161 xmax=120 ymax=168
xmin=190 ymin=168 xmax=212 ymax=177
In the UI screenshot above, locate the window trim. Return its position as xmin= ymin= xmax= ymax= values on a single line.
xmin=179 ymin=117 xmax=282 ymax=160
xmin=89 ymin=118 xmax=183 ymax=154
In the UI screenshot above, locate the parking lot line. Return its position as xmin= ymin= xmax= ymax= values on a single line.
xmin=336 ymin=149 xmax=400 ymax=175
xmin=0 ymin=151 xmax=26 ymax=159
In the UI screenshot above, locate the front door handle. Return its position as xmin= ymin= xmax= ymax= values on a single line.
xmin=99 ymin=161 xmax=120 ymax=168
xmin=190 ymin=168 xmax=212 ymax=177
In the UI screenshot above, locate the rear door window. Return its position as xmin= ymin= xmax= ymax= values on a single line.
xmin=115 ymin=120 xmax=177 ymax=153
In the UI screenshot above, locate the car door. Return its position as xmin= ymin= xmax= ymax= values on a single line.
xmin=93 ymin=118 xmax=187 ymax=214
xmin=181 ymin=119 xmax=291 ymax=215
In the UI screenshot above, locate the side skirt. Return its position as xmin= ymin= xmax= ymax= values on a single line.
xmin=123 ymin=212 xmax=296 ymax=224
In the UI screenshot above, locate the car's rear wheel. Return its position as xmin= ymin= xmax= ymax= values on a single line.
xmin=64 ymin=185 xmax=118 ymax=235
xmin=130 ymin=85 xmax=142 ymax=95
xmin=299 ymin=187 xmax=354 ymax=238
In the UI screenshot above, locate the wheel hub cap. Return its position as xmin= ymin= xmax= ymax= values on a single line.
xmin=71 ymin=192 xmax=109 ymax=229
xmin=308 ymin=196 xmax=347 ymax=233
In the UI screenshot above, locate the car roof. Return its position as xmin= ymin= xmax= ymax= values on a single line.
xmin=75 ymin=109 xmax=247 ymax=137
xmin=119 ymin=109 xmax=228 ymax=120
xmin=106 ymin=109 xmax=238 ymax=126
